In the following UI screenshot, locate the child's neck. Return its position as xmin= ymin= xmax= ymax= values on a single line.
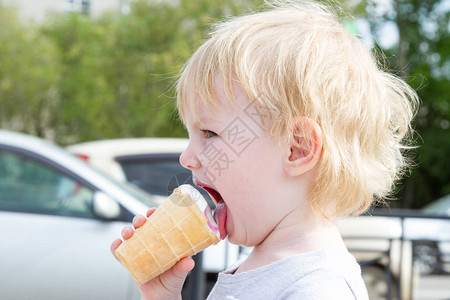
xmin=235 ymin=209 xmax=347 ymax=274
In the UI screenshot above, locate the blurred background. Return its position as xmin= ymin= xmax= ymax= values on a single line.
xmin=0 ymin=0 xmax=448 ymax=209
xmin=0 ymin=0 xmax=449 ymax=299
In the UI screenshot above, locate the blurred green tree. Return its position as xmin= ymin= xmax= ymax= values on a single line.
xmin=0 ymin=6 xmax=60 ymax=139
xmin=363 ymin=0 xmax=450 ymax=208
xmin=37 ymin=0 xmax=264 ymax=144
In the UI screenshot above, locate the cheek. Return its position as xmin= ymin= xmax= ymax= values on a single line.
xmin=198 ymin=139 xmax=237 ymax=183
xmin=220 ymin=146 xmax=264 ymax=183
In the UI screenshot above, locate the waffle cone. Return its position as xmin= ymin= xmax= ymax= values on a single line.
xmin=115 ymin=187 xmax=219 ymax=284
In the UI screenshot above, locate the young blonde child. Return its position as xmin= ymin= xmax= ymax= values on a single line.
xmin=111 ymin=1 xmax=418 ymax=299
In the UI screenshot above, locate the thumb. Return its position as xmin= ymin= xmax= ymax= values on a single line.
xmin=160 ymin=257 xmax=195 ymax=294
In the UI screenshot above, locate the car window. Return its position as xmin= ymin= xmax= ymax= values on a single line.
xmin=118 ymin=157 xmax=214 ymax=206
xmin=0 ymin=150 xmax=95 ymax=218
xmin=119 ymin=159 xmax=189 ymax=195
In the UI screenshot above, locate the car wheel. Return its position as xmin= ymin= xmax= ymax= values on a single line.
xmin=413 ymin=241 xmax=440 ymax=275
xmin=362 ymin=265 xmax=398 ymax=300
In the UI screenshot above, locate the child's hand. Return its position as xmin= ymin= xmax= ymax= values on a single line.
xmin=110 ymin=208 xmax=195 ymax=300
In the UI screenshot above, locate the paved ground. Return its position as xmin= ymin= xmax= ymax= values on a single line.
xmin=415 ymin=274 xmax=450 ymax=300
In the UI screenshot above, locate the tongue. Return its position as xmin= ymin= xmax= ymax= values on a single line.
xmin=214 ymin=201 xmax=227 ymax=240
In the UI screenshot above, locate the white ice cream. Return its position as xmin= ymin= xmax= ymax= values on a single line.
xmin=178 ymin=184 xmax=220 ymax=238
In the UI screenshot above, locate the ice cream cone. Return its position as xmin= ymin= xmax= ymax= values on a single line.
xmin=115 ymin=185 xmax=220 ymax=284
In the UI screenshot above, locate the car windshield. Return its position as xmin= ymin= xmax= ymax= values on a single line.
xmin=62 ymin=151 xmax=160 ymax=208
xmin=67 ymin=152 xmax=160 ymax=208
xmin=113 ymin=177 xmax=160 ymax=207
xmin=423 ymin=195 xmax=450 ymax=216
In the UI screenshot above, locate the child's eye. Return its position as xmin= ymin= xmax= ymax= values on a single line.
xmin=202 ymin=130 xmax=218 ymax=138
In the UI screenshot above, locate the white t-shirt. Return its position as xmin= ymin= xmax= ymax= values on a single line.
xmin=206 ymin=250 xmax=369 ymax=300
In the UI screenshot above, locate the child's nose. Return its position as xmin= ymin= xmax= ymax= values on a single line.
xmin=180 ymin=142 xmax=201 ymax=170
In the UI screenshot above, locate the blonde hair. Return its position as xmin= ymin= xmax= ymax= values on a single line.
xmin=177 ymin=0 xmax=419 ymax=216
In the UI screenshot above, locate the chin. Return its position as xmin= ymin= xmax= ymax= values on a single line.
xmin=228 ymin=235 xmax=256 ymax=248
xmin=227 ymin=234 xmax=240 ymax=246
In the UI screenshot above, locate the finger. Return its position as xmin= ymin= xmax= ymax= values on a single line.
xmin=110 ymin=238 xmax=122 ymax=261
xmin=158 ymin=257 xmax=195 ymax=294
xmin=121 ymin=226 xmax=134 ymax=240
xmin=173 ymin=257 xmax=195 ymax=275
xmin=146 ymin=207 xmax=157 ymax=218
xmin=133 ymin=214 xmax=147 ymax=229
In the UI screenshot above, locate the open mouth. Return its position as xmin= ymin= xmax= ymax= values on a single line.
xmin=197 ymin=185 xmax=228 ymax=240
xmin=201 ymin=186 xmax=223 ymax=205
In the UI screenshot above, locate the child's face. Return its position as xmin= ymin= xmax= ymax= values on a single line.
xmin=180 ymin=76 xmax=295 ymax=246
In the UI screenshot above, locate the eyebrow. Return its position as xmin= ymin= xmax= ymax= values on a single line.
xmin=192 ymin=107 xmax=219 ymax=127
xmin=193 ymin=117 xmax=215 ymax=130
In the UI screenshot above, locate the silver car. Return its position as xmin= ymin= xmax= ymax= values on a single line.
xmin=0 ymin=130 xmax=160 ymax=300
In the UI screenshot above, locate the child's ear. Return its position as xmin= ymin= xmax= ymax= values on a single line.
xmin=284 ymin=117 xmax=323 ymax=177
